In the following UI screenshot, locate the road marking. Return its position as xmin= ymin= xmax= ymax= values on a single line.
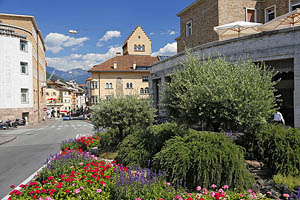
xmin=77 ymin=125 xmax=81 ymax=127
xmin=58 ymin=126 xmax=62 ymax=128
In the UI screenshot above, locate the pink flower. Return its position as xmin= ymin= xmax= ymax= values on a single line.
xmin=136 ymin=198 xmax=142 ymax=200
xmin=96 ymin=189 xmax=102 ymax=193
xmin=248 ymin=189 xmax=253 ymax=193
xmin=45 ymin=197 xmax=54 ymax=200
xmin=283 ymin=193 xmax=290 ymax=198
xmin=196 ymin=186 xmax=201 ymax=191
xmin=267 ymin=191 xmax=272 ymax=195
xmin=79 ymin=162 xmax=83 ymax=165
xmin=38 ymin=198 xmax=43 ymax=200
xmin=166 ymin=182 xmax=171 ymax=186
xmin=70 ymin=166 xmax=74 ymax=169
xmin=74 ymin=189 xmax=80 ymax=194
xmin=218 ymin=189 xmax=224 ymax=193
xmin=223 ymin=185 xmax=229 ymax=189
xmin=210 ymin=191 xmax=215 ymax=197
xmin=211 ymin=184 xmax=217 ymax=189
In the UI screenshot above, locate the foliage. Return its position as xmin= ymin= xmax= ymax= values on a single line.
xmin=246 ymin=124 xmax=300 ymax=176
xmin=153 ymin=131 xmax=254 ymax=190
xmin=273 ymin=174 xmax=300 ymax=190
xmin=91 ymin=95 xmax=156 ymax=143
xmin=164 ymin=51 xmax=278 ymax=133
xmin=116 ymin=123 xmax=188 ymax=167
xmin=96 ymin=128 xmax=120 ymax=149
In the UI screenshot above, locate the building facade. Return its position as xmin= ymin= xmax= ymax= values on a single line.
xmin=0 ymin=13 xmax=47 ymax=124
xmin=176 ymin=0 xmax=300 ymax=52
xmin=87 ymin=26 xmax=158 ymax=105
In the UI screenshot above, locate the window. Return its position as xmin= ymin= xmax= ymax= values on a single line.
xmin=64 ymin=99 xmax=67 ymax=103
xmin=265 ymin=5 xmax=276 ymax=22
xmin=134 ymin=45 xmax=137 ymax=51
xmin=145 ymin=87 xmax=149 ymax=94
xmin=142 ymin=76 xmax=149 ymax=82
xmin=186 ymin=21 xmax=192 ymax=37
xmin=105 ymin=83 xmax=113 ymax=89
xmin=142 ymin=45 xmax=145 ymax=51
xmin=21 ymin=88 xmax=29 ymax=104
xmin=91 ymin=81 xmax=98 ymax=89
xmin=140 ymin=88 xmax=144 ymax=94
xmin=20 ymin=40 xmax=28 ymax=52
xmin=46 ymin=92 xmax=49 ymax=96
xmin=105 ymin=96 xmax=112 ymax=100
xmin=246 ymin=8 xmax=256 ymax=22
xmin=291 ymin=0 xmax=300 ymax=11
xmin=91 ymin=96 xmax=99 ymax=104
xmin=53 ymin=92 xmax=56 ymax=96
xmin=126 ymin=82 xmax=133 ymax=89
xmin=20 ymin=62 xmax=28 ymax=74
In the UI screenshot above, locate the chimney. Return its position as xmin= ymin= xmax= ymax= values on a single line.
xmin=116 ymin=52 xmax=121 ymax=56
xmin=133 ymin=61 xmax=136 ymax=70
xmin=113 ymin=61 xmax=117 ymax=69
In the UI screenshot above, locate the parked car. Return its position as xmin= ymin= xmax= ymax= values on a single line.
xmin=0 ymin=120 xmax=8 ymax=130
xmin=15 ymin=118 xmax=26 ymax=126
xmin=63 ymin=115 xmax=71 ymax=121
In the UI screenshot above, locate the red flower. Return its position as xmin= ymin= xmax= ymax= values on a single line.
xmin=10 ymin=185 xmax=15 ymax=189
xmin=48 ymin=176 xmax=54 ymax=180
xmin=65 ymin=190 xmax=70 ymax=193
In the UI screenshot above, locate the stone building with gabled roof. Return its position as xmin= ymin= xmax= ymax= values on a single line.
xmin=87 ymin=26 xmax=159 ymax=104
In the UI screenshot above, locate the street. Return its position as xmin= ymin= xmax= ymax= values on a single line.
xmin=0 ymin=119 xmax=94 ymax=198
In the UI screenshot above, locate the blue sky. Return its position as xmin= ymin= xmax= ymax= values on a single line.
xmin=0 ymin=0 xmax=194 ymax=71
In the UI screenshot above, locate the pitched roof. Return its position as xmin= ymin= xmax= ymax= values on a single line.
xmin=122 ymin=26 xmax=151 ymax=47
xmin=88 ymin=54 xmax=158 ymax=72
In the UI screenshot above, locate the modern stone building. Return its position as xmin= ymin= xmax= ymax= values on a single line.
xmin=151 ymin=0 xmax=300 ymax=127
xmin=87 ymin=26 xmax=159 ymax=104
xmin=0 ymin=13 xmax=47 ymax=124
xmin=176 ymin=0 xmax=300 ymax=52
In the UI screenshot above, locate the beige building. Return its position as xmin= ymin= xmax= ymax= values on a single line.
xmin=176 ymin=0 xmax=299 ymax=52
xmin=87 ymin=26 xmax=159 ymax=104
xmin=0 ymin=13 xmax=47 ymax=124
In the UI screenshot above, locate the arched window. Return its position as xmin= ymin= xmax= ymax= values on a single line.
xmin=130 ymin=83 xmax=133 ymax=88
xmin=142 ymin=45 xmax=145 ymax=51
xmin=145 ymin=87 xmax=149 ymax=94
xmin=109 ymin=83 xmax=113 ymax=89
xmin=126 ymin=83 xmax=130 ymax=88
xmin=106 ymin=83 xmax=109 ymax=88
xmin=140 ymin=88 xmax=144 ymax=94
xmin=134 ymin=45 xmax=137 ymax=51
xmin=138 ymin=45 xmax=141 ymax=51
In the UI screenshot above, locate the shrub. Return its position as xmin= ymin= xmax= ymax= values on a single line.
xmin=91 ymin=95 xmax=156 ymax=143
xmin=96 ymin=128 xmax=120 ymax=148
xmin=273 ymin=174 xmax=300 ymax=190
xmin=116 ymin=123 xmax=188 ymax=167
xmin=164 ymin=51 xmax=278 ymax=133
xmin=153 ymin=131 xmax=254 ymax=190
xmin=249 ymin=124 xmax=300 ymax=176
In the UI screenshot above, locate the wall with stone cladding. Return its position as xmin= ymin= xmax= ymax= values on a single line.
xmin=177 ymin=0 xmax=219 ymax=52
xmin=218 ymin=0 xmax=257 ymax=24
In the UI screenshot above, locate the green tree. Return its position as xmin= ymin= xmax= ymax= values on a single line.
xmin=91 ymin=95 xmax=156 ymax=142
xmin=164 ymin=52 xmax=278 ymax=132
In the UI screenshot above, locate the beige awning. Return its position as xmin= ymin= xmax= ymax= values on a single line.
xmin=214 ymin=21 xmax=262 ymax=41
xmin=259 ymin=9 xmax=300 ymax=31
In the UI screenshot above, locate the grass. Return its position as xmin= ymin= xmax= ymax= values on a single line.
xmin=273 ymin=174 xmax=300 ymax=189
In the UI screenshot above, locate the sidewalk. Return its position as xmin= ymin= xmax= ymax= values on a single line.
xmin=0 ymin=118 xmax=56 ymax=145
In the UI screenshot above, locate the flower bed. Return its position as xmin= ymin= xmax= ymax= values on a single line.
xmin=8 ymin=135 xmax=275 ymax=200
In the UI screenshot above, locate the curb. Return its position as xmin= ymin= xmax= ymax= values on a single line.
xmin=0 ymin=135 xmax=17 ymax=146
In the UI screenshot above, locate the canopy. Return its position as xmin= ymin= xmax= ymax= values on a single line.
xmin=47 ymin=98 xmax=56 ymax=101
xmin=214 ymin=21 xmax=262 ymax=41
xmin=259 ymin=9 xmax=300 ymax=31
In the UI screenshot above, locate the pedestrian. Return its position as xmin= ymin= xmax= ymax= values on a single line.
xmin=273 ymin=109 xmax=285 ymax=125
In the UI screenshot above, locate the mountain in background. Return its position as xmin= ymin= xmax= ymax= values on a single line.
xmin=46 ymin=66 xmax=89 ymax=84
xmin=46 ymin=72 xmax=66 ymax=82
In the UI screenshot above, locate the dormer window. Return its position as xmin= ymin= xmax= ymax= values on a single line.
xmin=134 ymin=45 xmax=138 ymax=51
xmin=134 ymin=44 xmax=145 ymax=52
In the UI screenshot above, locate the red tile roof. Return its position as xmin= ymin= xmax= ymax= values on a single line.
xmin=88 ymin=54 xmax=158 ymax=72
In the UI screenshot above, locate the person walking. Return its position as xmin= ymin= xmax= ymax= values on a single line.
xmin=273 ymin=109 xmax=285 ymax=125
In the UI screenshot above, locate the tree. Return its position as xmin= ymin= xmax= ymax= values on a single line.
xmin=164 ymin=52 xmax=279 ymax=133
xmin=91 ymin=95 xmax=156 ymax=142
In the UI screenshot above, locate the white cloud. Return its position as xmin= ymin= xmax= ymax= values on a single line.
xmin=152 ymin=42 xmax=177 ymax=57
xmin=45 ymin=33 xmax=89 ymax=54
xmin=169 ymin=30 xmax=176 ymax=35
xmin=97 ymin=30 xmax=121 ymax=47
xmin=46 ymin=46 xmax=122 ymax=71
